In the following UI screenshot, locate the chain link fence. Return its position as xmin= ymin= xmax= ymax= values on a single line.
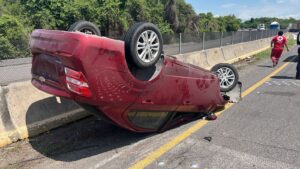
xmin=163 ymin=29 xmax=286 ymax=55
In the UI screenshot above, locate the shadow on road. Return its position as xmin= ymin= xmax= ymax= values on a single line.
xmin=25 ymin=98 xmax=152 ymax=162
xmin=37 ymin=120 xmax=151 ymax=162
xmin=25 ymin=98 xmax=204 ymax=162
xmin=271 ymin=76 xmax=296 ymax=80
xmin=257 ymin=65 xmax=273 ymax=68
xmin=257 ymin=55 xmax=299 ymax=69
xmin=283 ymin=55 xmax=298 ymax=62
xmin=28 ymin=117 xmax=151 ymax=162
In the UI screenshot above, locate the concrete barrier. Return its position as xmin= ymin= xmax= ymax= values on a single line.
xmin=222 ymin=46 xmax=237 ymax=61
xmin=0 ymin=81 xmax=90 ymax=147
xmin=176 ymin=50 xmax=209 ymax=68
xmin=176 ymin=37 xmax=272 ymax=69
xmin=206 ymin=48 xmax=226 ymax=67
xmin=232 ymin=43 xmax=245 ymax=60
xmin=0 ymin=86 xmax=12 ymax=147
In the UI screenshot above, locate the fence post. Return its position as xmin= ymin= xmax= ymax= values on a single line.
xmin=249 ymin=30 xmax=251 ymax=41
xmin=202 ymin=32 xmax=205 ymax=50
xmin=241 ymin=31 xmax=244 ymax=43
xmin=220 ymin=32 xmax=223 ymax=47
xmin=256 ymin=31 xmax=258 ymax=40
xmin=231 ymin=31 xmax=234 ymax=45
xmin=179 ymin=33 xmax=182 ymax=54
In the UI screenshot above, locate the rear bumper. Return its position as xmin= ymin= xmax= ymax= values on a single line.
xmin=32 ymin=79 xmax=72 ymax=98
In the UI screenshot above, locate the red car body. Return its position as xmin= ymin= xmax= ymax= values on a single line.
xmin=30 ymin=30 xmax=227 ymax=132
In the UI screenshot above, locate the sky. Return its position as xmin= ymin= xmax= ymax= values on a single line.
xmin=186 ymin=0 xmax=300 ymax=20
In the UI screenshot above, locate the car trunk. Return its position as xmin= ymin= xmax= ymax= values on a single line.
xmin=30 ymin=30 xmax=87 ymax=98
xmin=32 ymin=54 xmax=64 ymax=88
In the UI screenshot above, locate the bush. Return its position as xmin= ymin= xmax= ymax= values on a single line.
xmin=0 ymin=14 xmax=29 ymax=59
xmin=0 ymin=36 xmax=16 ymax=59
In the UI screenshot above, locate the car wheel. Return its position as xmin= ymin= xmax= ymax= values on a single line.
xmin=211 ymin=63 xmax=239 ymax=92
xmin=68 ymin=21 xmax=101 ymax=36
xmin=124 ymin=22 xmax=163 ymax=68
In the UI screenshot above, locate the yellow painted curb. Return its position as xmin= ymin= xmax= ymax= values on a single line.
xmin=0 ymin=109 xmax=87 ymax=148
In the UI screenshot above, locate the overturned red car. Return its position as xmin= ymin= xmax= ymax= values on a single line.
xmin=30 ymin=21 xmax=239 ymax=132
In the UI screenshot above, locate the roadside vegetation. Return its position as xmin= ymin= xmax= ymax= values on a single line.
xmin=0 ymin=0 xmax=299 ymax=60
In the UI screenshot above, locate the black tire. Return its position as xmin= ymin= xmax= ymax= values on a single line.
xmin=124 ymin=22 xmax=163 ymax=68
xmin=211 ymin=63 xmax=239 ymax=92
xmin=68 ymin=21 xmax=101 ymax=36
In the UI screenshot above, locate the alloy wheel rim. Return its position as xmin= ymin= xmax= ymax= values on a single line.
xmin=136 ymin=30 xmax=160 ymax=63
xmin=216 ymin=67 xmax=235 ymax=89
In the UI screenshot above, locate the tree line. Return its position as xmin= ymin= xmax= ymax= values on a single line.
xmin=0 ymin=0 xmax=298 ymax=59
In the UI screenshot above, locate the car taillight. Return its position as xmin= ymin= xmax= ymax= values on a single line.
xmin=64 ymin=67 xmax=92 ymax=97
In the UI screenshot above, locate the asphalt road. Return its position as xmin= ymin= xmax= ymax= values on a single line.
xmin=0 ymin=31 xmax=268 ymax=86
xmin=0 ymin=46 xmax=299 ymax=169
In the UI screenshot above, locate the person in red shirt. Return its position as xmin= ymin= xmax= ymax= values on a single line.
xmin=270 ymin=31 xmax=289 ymax=67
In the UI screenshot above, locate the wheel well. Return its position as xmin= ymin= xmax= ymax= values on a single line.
xmin=128 ymin=56 xmax=164 ymax=81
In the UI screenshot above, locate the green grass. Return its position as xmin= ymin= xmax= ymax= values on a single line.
xmin=288 ymin=38 xmax=296 ymax=48
xmin=253 ymin=48 xmax=272 ymax=60
xmin=253 ymin=38 xmax=297 ymax=60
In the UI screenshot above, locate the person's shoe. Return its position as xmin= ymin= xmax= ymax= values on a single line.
xmin=273 ymin=62 xmax=276 ymax=67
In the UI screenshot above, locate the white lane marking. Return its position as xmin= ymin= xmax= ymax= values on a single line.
xmin=291 ymin=81 xmax=300 ymax=86
xmin=282 ymin=81 xmax=291 ymax=86
xmin=272 ymin=81 xmax=281 ymax=86
xmin=265 ymin=80 xmax=300 ymax=87
xmin=265 ymin=81 xmax=272 ymax=86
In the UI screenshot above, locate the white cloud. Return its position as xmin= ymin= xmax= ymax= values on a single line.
xmin=276 ymin=0 xmax=285 ymax=4
xmin=232 ymin=1 xmax=300 ymax=20
xmin=221 ymin=3 xmax=237 ymax=8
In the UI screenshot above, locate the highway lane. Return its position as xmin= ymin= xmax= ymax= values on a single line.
xmin=142 ymin=48 xmax=300 ymax=169
xmin=0 ymin=46 xmax=298 ymax=169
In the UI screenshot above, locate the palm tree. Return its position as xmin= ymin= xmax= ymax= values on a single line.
xmin=165 ymin=0 xmax=179 ymax=32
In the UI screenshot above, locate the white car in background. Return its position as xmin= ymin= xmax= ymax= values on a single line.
xmin=257 ymin=24 xmax=266 ymax=30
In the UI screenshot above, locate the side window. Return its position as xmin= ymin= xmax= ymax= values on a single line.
xmin=128 ymin=111 xmax=172 ymax=130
